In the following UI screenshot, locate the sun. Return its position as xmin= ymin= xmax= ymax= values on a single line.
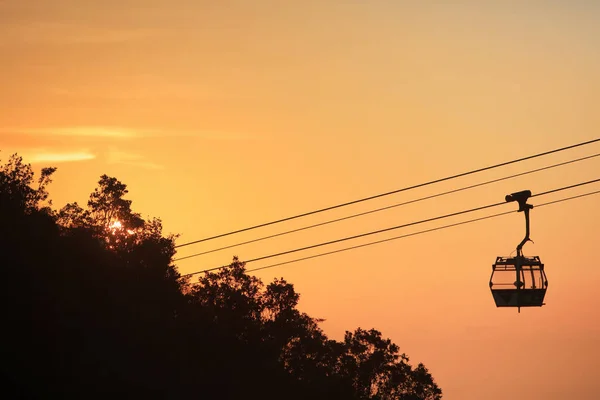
xmin=109 ymin=220 xmax=123 ymax=230
xmin=108 ymin=220 xmax=136 ymax=236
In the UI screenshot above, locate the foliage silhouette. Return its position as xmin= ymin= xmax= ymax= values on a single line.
xmin=0 ymin=153 xmax=442 ymax=399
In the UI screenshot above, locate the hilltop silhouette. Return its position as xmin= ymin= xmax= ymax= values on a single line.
xmin=0 ymin=153 xmax=442 ymax=400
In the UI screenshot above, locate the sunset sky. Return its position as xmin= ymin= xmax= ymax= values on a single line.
xmin=2 ymin=1 xmax=600 ymax=398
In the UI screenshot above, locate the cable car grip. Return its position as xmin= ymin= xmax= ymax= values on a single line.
xmin=505 ymin=190 xmax=534 ymax=257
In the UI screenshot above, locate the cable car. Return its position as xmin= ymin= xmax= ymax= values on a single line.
xmin=490 ymin=190 xmax=548 ymax=312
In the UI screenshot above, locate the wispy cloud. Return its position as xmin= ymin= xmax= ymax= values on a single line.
xmin=1 ymin=124 xmax=258 ymax=169
xmin=0 ymin=22 xmax=163 ymax=46
xmin=106 ymin=149 xmax=164 ymax=170
xmin=14 ymin=126 xmax=146 ymax=139
xmin=3 ymin=126 xmax=261 ymax=141
xmin=23 ymin=150 xmax=96 ymax=164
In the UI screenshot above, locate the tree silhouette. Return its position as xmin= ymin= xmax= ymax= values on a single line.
xmin=87 ymin=175 xmax=143 ymax=228
xmin=0 ymin=153 xmax=442 ymax=399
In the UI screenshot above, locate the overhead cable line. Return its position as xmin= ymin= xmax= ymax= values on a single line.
xmin=174 ymin=153 xmax=600 ymax=262
xmin=245 ymin=189 xmax=600 ymax=274
xmin=174 ymin=137 xmax=600 ymax=249
xmin=180 ymin=178 xmax=600 ymax=277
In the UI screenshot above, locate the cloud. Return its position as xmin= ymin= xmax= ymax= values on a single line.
xmin=23 ymin=150 xmax=96 ymax=164
xmin=106 ymin=150 xmax=164 ymax=170
xmin=0 ymin=22 xmax=163 ymax=46
xmin=61 ymin=28 xmax=161 ymax=45
xmin=3 ymin=126 xmax=261 ymax=141
xmin=172 ymin=130 xmax=264 ymax=141
xmin=15 ymin=126 xmax=146 ymax=139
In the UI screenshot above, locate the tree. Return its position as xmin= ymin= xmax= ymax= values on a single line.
xmin=189 ymin=258 xmax=442 ymax=399
xmin=56 ymin=202 xmax=91 ymax=228
xmin=0 ymin=153 xmax=442 ymax=399
xmin=0 ymin=153 xmax=55 ymax=213
xmin=337 ymin=329 xmax=442 ymax=400
xmin=87 ymin=175 xmax=142 ymax=228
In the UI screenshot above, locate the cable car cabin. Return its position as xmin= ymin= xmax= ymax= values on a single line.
xmin=489 ymin=189 xmax=549 ymax=312
xmin=490 ymin=256 xmax=548 ymax=310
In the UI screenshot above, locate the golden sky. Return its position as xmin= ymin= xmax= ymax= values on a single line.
xmin=2 ymin=1 xmax=600 ymax=398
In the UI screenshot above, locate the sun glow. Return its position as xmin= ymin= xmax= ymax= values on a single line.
xmin=108 ymin=220 xmax=136 ymax=236
xmin=109 ymin=220 xmax=122 ymax=230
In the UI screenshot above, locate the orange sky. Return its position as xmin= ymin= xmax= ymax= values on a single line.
xmin=2 ymin=1 xmax=600 ymax=398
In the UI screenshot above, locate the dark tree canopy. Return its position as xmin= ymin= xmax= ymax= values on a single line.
xmin=0 ymin=153 xmax=442 ymax=400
